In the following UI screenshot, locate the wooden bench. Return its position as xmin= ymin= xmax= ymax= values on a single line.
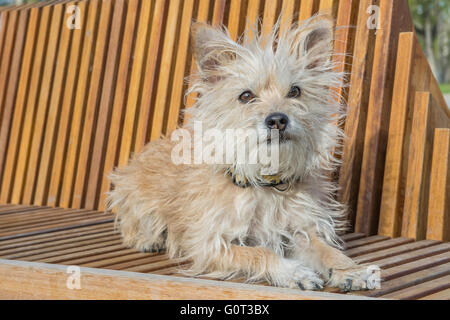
xmin=0 ymin=0 xmax=448 ymax=299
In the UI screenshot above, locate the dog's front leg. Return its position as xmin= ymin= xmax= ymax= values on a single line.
xmin=211 ymin=245 xmax=324 ymax=290
xmin=293 ymin=230 xmax=378 ymax=292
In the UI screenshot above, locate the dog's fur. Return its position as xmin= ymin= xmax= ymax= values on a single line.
xmin=108 ymin=15 xmax=376 ymax=291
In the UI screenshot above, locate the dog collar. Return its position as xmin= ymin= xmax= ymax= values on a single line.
xmin=226 ymin=168 xmax=294 ymax=191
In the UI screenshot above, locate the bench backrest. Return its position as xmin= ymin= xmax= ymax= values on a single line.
xmin=0 ymin=0 xmax=448 ymax=240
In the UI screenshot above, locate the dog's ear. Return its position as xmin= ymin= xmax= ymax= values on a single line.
xmin=191 ymin=22 xmax=237 ymax=83
xmin=290 ymin=15 xmax=334 ymax=69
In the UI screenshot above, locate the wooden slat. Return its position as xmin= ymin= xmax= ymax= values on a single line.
xmin=381 ymin=251 xmax=450 ymax=281
xmin=0 ymin=210 xmax=109 ymax=230
xmin=371 ymin=243 xmax=450 ymax=270
xmin=59 ymin=0 xmax=100 ymax=208
xmin=344 ymin=235 xmax=389 ymax=249
xmin=298 ymin=0 xmax=319 ymax=22
xmin=183 ymin=0 xmax=211 ymax=110
xmin=0 ymin=10 xmax=18 ymax=141
xmin=67 ymin=251 xmax=146 ymax=267
xmin=0 ymin=205 xmax=48 ymax=215
xmin=227 ymin=0 xmax=246 ymax=41
xmin=318 ymin=0 xmax=338 ymax=16
xmin=147 ymin=0 xmax=182 ymax=142
xmin=401 ymin=92 xmax=432 ymax=240
xmin=21 ymin=4 xmax=64 ymax=205
xmin=96 ymin=0 xmax=140 ymax=211
xmin=211 ymin=0 xmax=227 ymax=27
xmin=381 ymin=275 xmax=450 ymax=300
xmin=105 ymin=253 xmax=170 ymax=270
xmin=132 ymin=0 xmax=166 ymax=153
xmin=362 ymin=263 xmax=450 ymax=298
xmin=40 ymin=244 xmax=151 ymax=264
xmin=402 ymin=93 xmax=449 ymax=240
xmin=46 ymin=1 xmax=87 ymax=207
xmin=0 ymin=221 xmax=113 ymax=246
xmin=0 ymin=11 xmax=15 ymax=178
xmin=125 ymin=257 xmax=185 ymax=273
xmin=378 ymin=33 xmax=416 ymax=237
xmin=337 ymin=0 xmax=377 ymax=227
xmin=419 ymin=288 xmax=450 ymax=300
xmin=261 ymin=0 xmax=279 ymax=37
xmin=354 ymin=240 xmax=440 ymax=264
xmin=0 ymin=208 xmax=93 ymax=225
xmin=331 ymin=0 xmax=358 ymax=102
xmin=0 ymin=12 xmax=9 ymax=59
xmin=33 ymin=2 xmax=75 ymax=206
xmin=9 ymin=6 xmax=52 ymax=204
xmin=426 ymin=129 xmax=450 ymax=241
xmin=344 ymin=237 xmax=413 ymax=258
xmin=0 ymin=9 xmax=28 ymax=192
xmin=355 ymin=0 xmax=414 ymax=235
xmin=0 ymin=259 xmax=374 ymax=299
xmin=0 ymin=214 xmax=113 ymax=240
xmin=116 ymin=0 xmax=153 ymax=168
xmin=379 ymin=33 xmax=431 ymax=237
xmin=163 ymin=0 xmax=195 ymax=136
xmin=16 ymin=239 xmax=123 ymax=262
xmin=245 ymin=0 xmax=262 ymax=36
xmin=0 ymin=224 xmax=114 ymax=249
xmin=83 ymin=0 xmax=126 ymax=209
xmin=340 ymin=233 xmax=366 ymax=242
xmin=70 ymin=0 xmax=113 ymax=209
xmin=0 ymin=212 xmax=111 ymax=236
xmin=0 ymin=205 xmax=20 ymax=211
xmin=1 ymin=233 xmax=121 ymax=260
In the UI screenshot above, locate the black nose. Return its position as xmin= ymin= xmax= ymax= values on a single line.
xmin=265 ymin=112 xmax=289 ymax=131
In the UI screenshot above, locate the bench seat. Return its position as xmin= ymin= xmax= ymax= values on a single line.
xmin=0 ymin=204 xmax=448 ymax=300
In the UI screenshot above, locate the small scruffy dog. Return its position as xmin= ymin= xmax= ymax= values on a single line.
xmin=108 ymin=15 xmax=375 ymax=291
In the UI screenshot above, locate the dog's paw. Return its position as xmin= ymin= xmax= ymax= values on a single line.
xmin=278 ymin=260 xmax=324 ymax=291
xmin=327 ymin=265 xmax=380 ymax=292
xmin=136 ymin=243 xmax=165 ymax=254
xmin=295 ymin=276 xmax=324 ymax=291
xmin=293 ymin=266 xmax=324 ymax=291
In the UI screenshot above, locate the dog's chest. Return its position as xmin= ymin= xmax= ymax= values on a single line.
xmin=230 ymin=189 xmax=297 ymax=245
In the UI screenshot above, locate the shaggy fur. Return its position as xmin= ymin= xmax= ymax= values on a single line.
xmin=108 ymin=15 xmax=377 ymax=291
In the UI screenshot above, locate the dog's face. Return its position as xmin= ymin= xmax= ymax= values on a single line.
xmin=186 ymin=16 xmax=344 ymax=183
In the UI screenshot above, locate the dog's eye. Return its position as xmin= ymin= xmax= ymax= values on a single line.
xmin=287 ymin=86 xmax=301 ymax=98
xmin=239 ymin=91 xmax=256 ymax=104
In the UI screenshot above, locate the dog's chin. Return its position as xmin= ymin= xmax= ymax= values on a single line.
xmin=266 ymin=133 xmax=294 ymax=145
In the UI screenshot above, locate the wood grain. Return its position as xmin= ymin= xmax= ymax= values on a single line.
xmin=355 ymin=0 xmax=414 ymax=235
xmin=426 ymin=129 xmax=450 ymax=242
xmin=0 ymin=259 xmax=375 ymax=300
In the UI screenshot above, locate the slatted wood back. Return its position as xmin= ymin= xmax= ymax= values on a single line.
xmin=0 ymin=0 xmax=448 ymax=241
xmin=0 ymin=0 xmax=346 ymax=211
xmin=378 ymin=32 xmax=450 ymax=241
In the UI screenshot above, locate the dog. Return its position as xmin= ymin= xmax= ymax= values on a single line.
xmin=108 ymin=15 xmax=377 ymax=292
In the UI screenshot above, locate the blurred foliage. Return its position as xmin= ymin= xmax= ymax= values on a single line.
xmin=440 ymin=83 xmax=450 ymax=94
xmin=409 ymin=0 xmax=450 ymax=83
xmin=0 ymin=0 xmax=40 ymax=6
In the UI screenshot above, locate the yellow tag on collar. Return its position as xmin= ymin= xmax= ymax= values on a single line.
xmin=227 ymin=168 xmax=283 ymax=188
xmin=262 ymin=174 xmax=282 ymax=185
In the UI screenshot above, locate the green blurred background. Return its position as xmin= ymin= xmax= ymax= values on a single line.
xmin=0 ymin=0 xmax=449 ymax=99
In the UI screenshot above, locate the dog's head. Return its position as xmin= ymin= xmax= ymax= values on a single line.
xmin=185 ymin=15 xmax=345 ymax=184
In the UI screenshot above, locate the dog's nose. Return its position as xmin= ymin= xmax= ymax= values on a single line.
xmin=265 ymin=112 xmax=289 ymax=131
